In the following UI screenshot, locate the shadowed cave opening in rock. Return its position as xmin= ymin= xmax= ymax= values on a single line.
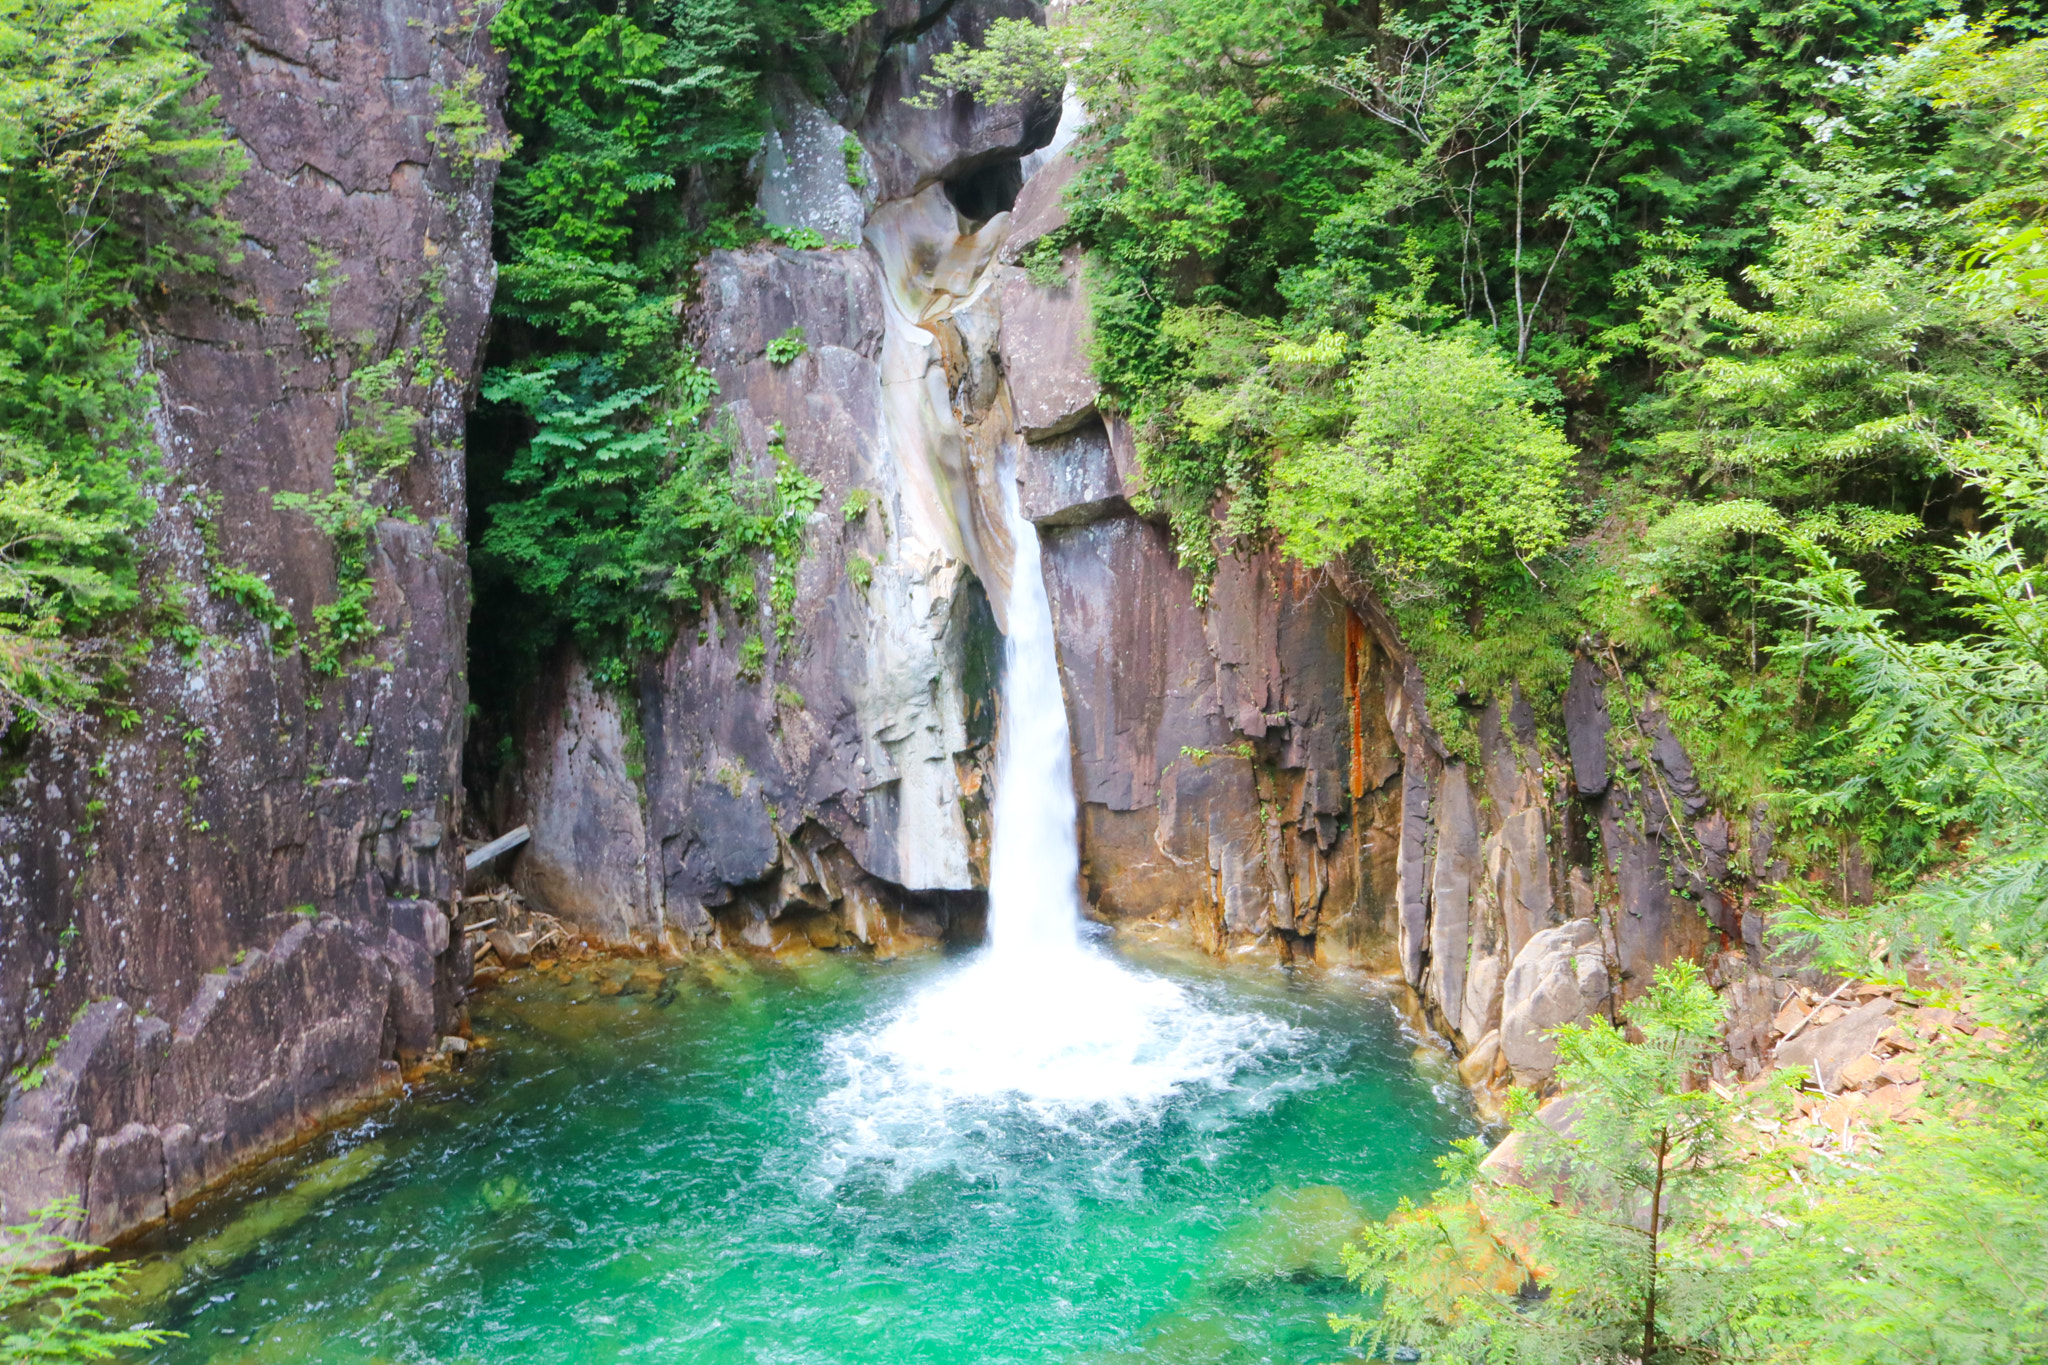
xmin=942 ymin=156 xmax=1024 ymax=222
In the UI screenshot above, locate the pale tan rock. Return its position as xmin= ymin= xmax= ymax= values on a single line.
xmin=1812 ymin=1093 xmax=1868 ymax=1132
xmin=1837 ymin=1052 xmax=1884 ymax=1090
xmin=486 ymin=929 xmax=532 ymax=969
xmin=1459 ymin=1030 xmax=1502 ymax=1087
xmin=1878 ymin=1054 xmax=1922 ymax=1086
xmin=1500 ymin=918 xmax=1610 ymax=1081
xmin=1778 ymin=997 xmax=1895 ymax=1091
xmin=1916 ymin=1007 xmax=1960 ymax=1034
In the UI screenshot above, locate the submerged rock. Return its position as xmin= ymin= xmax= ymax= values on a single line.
xmin=1212 ymin=1184 xmax=1368 ymax=1282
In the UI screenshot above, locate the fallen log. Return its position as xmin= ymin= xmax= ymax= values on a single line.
xmin=464 ymin=825 xmax=531 ymax=873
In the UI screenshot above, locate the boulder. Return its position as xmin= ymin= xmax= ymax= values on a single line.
xmin=1777 ymin=996 xmax=1895 ymax=1092
xmin=1500 ymin=918 xmax=1611 ymax=1080
xmin=1478 ymin=1094 xmax=1582 ymax=1188
xmin=514 ymin=657 xmax=656 ymax=945
xmin=998 ymin=249 xmax=1098 ymax=438
xmin=998 ymin=141 xmax=1079 ymax=261
xmin=1212 ymin=1185 xmax=1366 ymax=1281
xmin=756 ymin=77 xmax=865 ymax=245
xmin=1457 ymin=1029 xmax=1502 ymax=1087
xmin=1018 ymin=418 xmax=1126 ymax=526
xmin=485 ymin=929 xmax=533 ymax=969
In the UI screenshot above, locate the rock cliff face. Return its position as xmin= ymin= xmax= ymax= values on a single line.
xmin=0 ymin=0 xmax=1808 ymax=1252
xmin=0 ymin=0 xmax=500 ymax=1243
xmin=504 ymin=0 xmax=1776 ymax=1078
xmin=506 ymin=2 xmax=1063 ymax=959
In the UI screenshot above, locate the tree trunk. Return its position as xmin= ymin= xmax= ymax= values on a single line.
xmin=1641 ymin=1126 xmax=1671 ymax=1364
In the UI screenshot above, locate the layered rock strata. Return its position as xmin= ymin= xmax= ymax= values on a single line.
xmin=0 ymin=0 xmax=500 ymax=1242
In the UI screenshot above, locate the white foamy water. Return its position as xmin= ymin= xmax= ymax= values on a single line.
xmin=984 ymin=473 xmax=1084 ymax=964
xmin=813 ymin=474 xmax=1301 ymax=1183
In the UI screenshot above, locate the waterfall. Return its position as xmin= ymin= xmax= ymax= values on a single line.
xmin=814 ymin=474 xmax=1301 ymax=1185
xmin=984 ymin=476 xmax=1082 ymax=963
xmin=811 ymin=180 xmax=1300 ymax=1186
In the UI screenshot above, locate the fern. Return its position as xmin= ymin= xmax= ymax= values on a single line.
xmin=475 ymin=0 xmax=872 ymax=686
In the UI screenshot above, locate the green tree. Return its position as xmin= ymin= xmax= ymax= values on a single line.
xmin=1307 ymin=0 xmax=1732 ymax=363
xmin=1339 ymin=963 xmax=1762 ymax=1364
xmin=0 ymin=0 xmax=232 ymax=731
xmin=0 ymin=443 xmax=129 ymax=727
xmin=0 ymin=1201 xmax=176 ymax=1359
xmin=1725 ymin=410 xmax=2048 ymax=1362
xmin=473 ymin=0 xmax=871 ymax=688
xmin=1743 ymin=989 xmax=2048 ymax=1364
xmin=1270 ymin=317 xmax=1575 ymax=598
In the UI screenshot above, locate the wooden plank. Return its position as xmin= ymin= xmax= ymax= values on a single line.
xmin=463 ymin=824 xmax=531 ymax=872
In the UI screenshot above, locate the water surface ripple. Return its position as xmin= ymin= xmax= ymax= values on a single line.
xmin=135 ymin=947 xmax=1472 ymax=1365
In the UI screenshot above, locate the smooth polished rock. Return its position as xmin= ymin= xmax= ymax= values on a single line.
xmin=1500 ymin=918 xmax=1612 ymax=1080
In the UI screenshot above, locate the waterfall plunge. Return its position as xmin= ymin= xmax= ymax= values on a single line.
xmin=812 ymin=188 xmax=1297 ymax=1185
xmin=814 ymin=479 xmax=1298 ymax=1184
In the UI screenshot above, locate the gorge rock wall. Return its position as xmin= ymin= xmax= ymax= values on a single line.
xmin=0 ymin=0 xmax=500 ymax=1243
xmin=505 ymin=1 xmax=1061 ymax=958
xmin=504 ymin=0 xmax=1780 ymax=1074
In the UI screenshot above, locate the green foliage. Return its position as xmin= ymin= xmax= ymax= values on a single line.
xmin=0 ymin=1201 xmax=177 ymax=1359
xmin=1909 ymin=14 xmax=2048 ymax=315
xmin=765 ymin=326 xmax=808 ymax=366
xmin=473 ymin=0 xmax=870 ymax=688
xmin=841 ymin=134 xmax=867 ymax=191
xmin=335 ymin=350 xmax=425 ymax=477
xmin=1341 ymin=963 xmax=1761 ymax=1363
xmin=0 ymin=0 xmax=234 ymax=732
xmin=480 ymin=359 xmax=783 ymax=685
xmin=1271 ymin=318 xmax=1574 ymax=600
xmin=1776 ymin=406 xmax=2048 ymax=963
xmin=0 ymin=448 xmax=131 ymax=726
xmin=767 ymin=428 xmax=823 ymax=645
xmin=269 ymin=348 xmax=432 ymax=678
xmin=1019 ymin=234 xmax=1068 ymax=290
xmin=765 ymin=222 xmax=833 ymax=250
xmin=909 ymin=15 xmax=1065 ymax=110
xmin=205 ymin=567 xmax=294 ymax=643
xmin=429 ymin=68 xmax=509 ymax=177
xmin=736 ymin=633 xmax=766 ymax=683
xmin=1719 ymin=434 xmax=2048 ymax=1352
xmin=1058 ymin=0 xmax=2048 ymax=861
xmin=1734 ymin=968 xmax=2048 ymax=1363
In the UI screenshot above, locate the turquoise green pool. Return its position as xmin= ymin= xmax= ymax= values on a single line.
xmin=131 ymin=940 xmax=1473 ymax=1365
